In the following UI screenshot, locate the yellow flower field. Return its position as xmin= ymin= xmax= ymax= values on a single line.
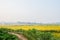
xmin=0 ymin=25 xmax=60 ymax=40
xmin=0 ymin=25 xmax=60 ymax=30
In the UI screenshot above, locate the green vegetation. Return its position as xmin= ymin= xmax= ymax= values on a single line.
xmin=0 ymin=28 xmax=60 ymax=40
xmin=0 ymin=28 xmax=18 ymax=40
xmin=16 ymin=29 xmax=55 ymax=40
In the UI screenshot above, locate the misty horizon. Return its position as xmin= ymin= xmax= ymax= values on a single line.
xmin=0 ymin=0 xmax=60 ymax=23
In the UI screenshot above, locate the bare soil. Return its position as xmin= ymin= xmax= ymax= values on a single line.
xmin=8 ymin=32 xmax=28 ymax=40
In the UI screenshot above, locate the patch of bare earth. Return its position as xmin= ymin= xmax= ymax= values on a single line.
xmin=8 ymin=32 xmax=28 ymax=40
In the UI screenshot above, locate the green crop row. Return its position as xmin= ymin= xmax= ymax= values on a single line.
xmin=0 ymin=28 xmax=60 ymax=40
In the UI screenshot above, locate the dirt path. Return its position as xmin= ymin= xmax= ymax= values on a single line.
xmin=8 ymin=32 xmax=28 ymax=40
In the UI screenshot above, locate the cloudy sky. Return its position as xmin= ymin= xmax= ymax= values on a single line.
xmin=0 ymin=0 xmax=60 ymax=23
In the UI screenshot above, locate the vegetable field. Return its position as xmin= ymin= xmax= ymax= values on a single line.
xmin=0 ymin=25 xmax=60 ymax=40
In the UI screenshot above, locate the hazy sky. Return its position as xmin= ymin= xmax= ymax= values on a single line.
xmin=0 ymin=0 xmax=60 ymax=23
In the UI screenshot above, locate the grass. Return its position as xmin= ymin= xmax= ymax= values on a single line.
xmin=0 ymin=28 xmax=60 ymax=40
